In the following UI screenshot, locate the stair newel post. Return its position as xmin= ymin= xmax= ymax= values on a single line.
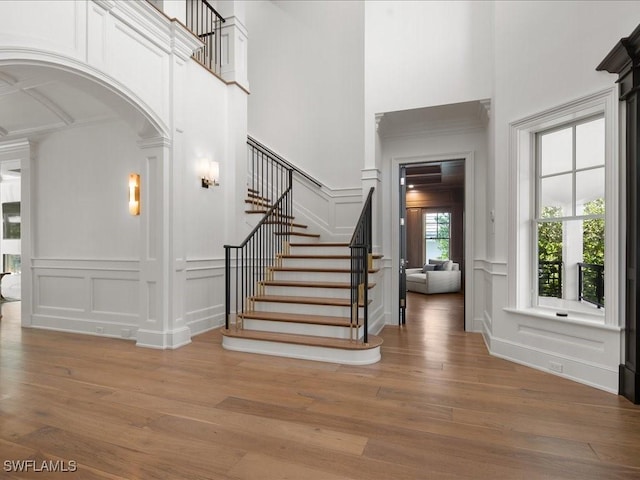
xmin=241 ymin=246 xmax=246 ymax=320
xmin=287 ymin=169 xmax=293 ymax=244
xmin=364 ymin=192 xmax=372 ymax=345
xmin=224 ymin=245 xmax=231 ymax=330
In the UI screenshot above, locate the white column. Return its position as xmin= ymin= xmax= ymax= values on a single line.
xmin=362 ymin=113 xmax=383 ymax=253
xmin=136 ymin=138 xmax=175 ymax=348
xmin=217 ymin=0 xmax=249 ymax=90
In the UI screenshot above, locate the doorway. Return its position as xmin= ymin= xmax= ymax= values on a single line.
xmin=0 ymin=158 xmax=22 ymax=301
xmin=399 ymin=159 xmax=466 ymax=328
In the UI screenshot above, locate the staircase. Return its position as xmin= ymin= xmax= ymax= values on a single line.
xmin=222 ymin=149 xmax=383 ymax=365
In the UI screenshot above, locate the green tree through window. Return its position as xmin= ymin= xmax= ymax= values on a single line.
xmin=583 ymin=198 xmax=604 ymax=265
xmin=538 ymin=206 xmax=563 ymax=298
xmin=425 ymin=212 xmax=450 ymax=260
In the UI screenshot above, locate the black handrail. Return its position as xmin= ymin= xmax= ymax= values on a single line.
xmin=248 ymin=136 xmax=322 ymax=189
xmin=349 ymin=187 xmax=374 ymax=344
xmin=225 ymin=171 xmax=293 ymax=330
xmin=186 ymin=0 xmax=226 ymax=74
xmin=578 ymin=262 xmax=604 ymax=308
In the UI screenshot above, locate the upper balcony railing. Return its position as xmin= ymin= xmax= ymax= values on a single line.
xmin=186 ymin=0 xmax=225 ymax=74
xmin=538 ymin=260 xmax=563 ymax=299
xmin=578 ymin=263 xmax=604 ymax=309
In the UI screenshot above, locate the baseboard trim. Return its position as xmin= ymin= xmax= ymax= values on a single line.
xmin=136 ymin=326 xmax=192 ymax=349
xmin=484 ymin=331 xmax=618 ymax=394
xmin=30 ymin=313 xmax=137 ymax=341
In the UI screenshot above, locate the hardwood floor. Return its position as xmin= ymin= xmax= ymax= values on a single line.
xmin=1 ymin=294 xmax=640 ymax=479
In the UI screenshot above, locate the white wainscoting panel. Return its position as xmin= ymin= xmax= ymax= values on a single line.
xmin=479 ymin=260 xmax=622 ymax=393
xmin=38 ymin=275 xmax=85 ymax=311
xmin=290 ymin=176 xmax=362 ymax=242
xmin=185 ymin=259 xmax=225 ymax=335
xmin=31 ymin=258 xmax=140 ymax=340
xmin=92 ymin=278 xmax=138 ymax=317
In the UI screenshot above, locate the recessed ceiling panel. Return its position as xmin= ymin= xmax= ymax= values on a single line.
xmin=0 ymin=91 xmax=63 ymax=133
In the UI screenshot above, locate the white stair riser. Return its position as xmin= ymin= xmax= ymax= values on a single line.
xmin=252 ymin=301 xmax=360 ymax=317
xmin=270 ymin=271 xmax=351 ymax=283
xmin=281 ymin=258 xmax=351 ymax=269
xmin=222 ymin=336 xmax=381 ymax=365
xmin=289 ymin=246 xmax=350 ymax=256
xmin=283 ymin=236 xmax=319 ymax=243
xmin=243 ymin=319 xmax=363 ymax=339
xmin=262 ymin=285 xmax=354 ymax=299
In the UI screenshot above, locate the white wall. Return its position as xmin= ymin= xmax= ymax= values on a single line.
xmin=245 ymin=0 xmax=365 ymax=189
xmin=487 ymin=1 xmax=640 ymax=393
xmin=364 ymin=1 xmax=493 ymax=116
xmin=34 ymin=122 xmax=140 ymax=259
xmin=181 ymin=59 xmax=248 ymax=336
xmin=492 ymin=0 xmax=640 ymax=260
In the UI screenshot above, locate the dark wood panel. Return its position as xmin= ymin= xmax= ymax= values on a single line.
xmin=406 ymin=208 xmax=423 ymax=268
xmin=597 ymin=23 xmax=640 ymax=403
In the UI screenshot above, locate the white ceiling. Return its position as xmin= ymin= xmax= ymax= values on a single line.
xmin=377 ymin=100 xmax=490 ymax=139
xmin=0 ymin=65 xmax=118 ymax=142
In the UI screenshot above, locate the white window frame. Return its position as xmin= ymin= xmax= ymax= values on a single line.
xmin=424 ymin=210 xmax=451 ymax=261
xmin=507 ymin=88 xmax=620 ymax=326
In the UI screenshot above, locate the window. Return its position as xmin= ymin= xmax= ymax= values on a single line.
xmin=536 ymin=117 xmax=605 ymax=312
xmin=509 ymin=87 xmax=618 ymax=324
xmin=2 ymin=202 xmax=20 ymax=239
xmin=425 ymin=211 xmax=450 ymax=260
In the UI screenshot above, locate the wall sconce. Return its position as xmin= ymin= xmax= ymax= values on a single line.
xmin=129 ymin=173 xmax=140 ymax=216
xmin=200 ymin=160 xmax=219 ymax=188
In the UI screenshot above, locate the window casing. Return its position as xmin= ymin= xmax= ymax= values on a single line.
xmin=508 ymin=88 xmax=619 ymax=326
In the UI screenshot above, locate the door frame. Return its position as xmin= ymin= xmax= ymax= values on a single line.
xmin=0 ymin=139 xmax=31 ymax=325
xmin=391 ymin=151 xmax=475 ymax=331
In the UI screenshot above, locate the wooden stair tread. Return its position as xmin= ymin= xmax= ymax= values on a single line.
xmin=279 ymin=254 xmax=351 ymax=259
xmin=275 ymin=232 xmax=320 ymax=238
xmin=271 ymin=266 xmax=380 ymax=273
xmin=222 ymin=328 xmax=383 ymax=350
xmin=245 ymin=210 xmax=295 ymax=219
xmin=264 ymin=221 xmax=308 ymax=229
xmin=247 ymin=192 xmax=270 ymax=201
xmin=260 ymin=280 xmax=375 ymax=289
xmin=238 ymin=311 xmax=357 ymax=327
xmin=290 ymin=242 xmax=349 ymax=247
xmin=280 ymin=253 xmax=383 ymax=259
xmin=250 ymin=295 xmax=371 ymax=307
xmin=245 ymin=198 xmax=272 ymax=206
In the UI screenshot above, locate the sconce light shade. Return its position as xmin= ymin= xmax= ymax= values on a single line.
xmin=200 ymin=159 xmax=219 ymax=188
xmin=129 ymin=173 xmax=140 ymax=216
